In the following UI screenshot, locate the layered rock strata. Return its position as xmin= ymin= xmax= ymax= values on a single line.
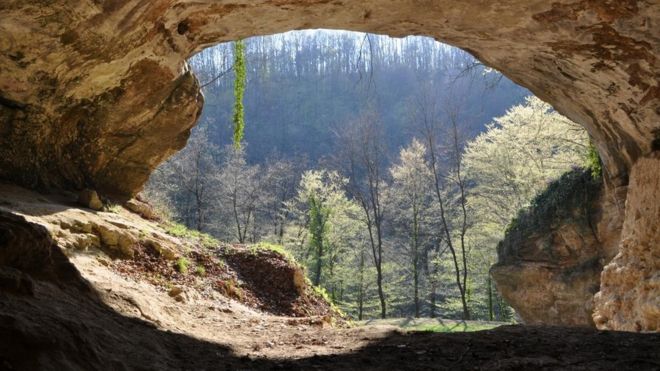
xmin=492 ymin=170 xmax=623 ymax=327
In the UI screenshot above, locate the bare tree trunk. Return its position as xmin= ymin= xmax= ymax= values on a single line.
xmin=412 ymin=202 xmax=420 ymax=318
xmin=358 ymin=247 xmax=365 ymax=321
xmin=430 ymin=280 xmax=437 ymax=318
xmin=413 ymin=257 xmax=419 ymax=318
xmin=424 ymin=129 xmax=470 ymax=321
xmin=364 ymin=211 xmax=386 ymax=319
xmin=232 ymin=191 xmax=244 ymax=243
xmin=337 ymin=110 xmax=387 ymax=319
xmin=488 ymin=275 xmax=494 ymax=321
xmin=313 ymin=241 xmax=323 ymax=286
xmin=450 ymin=116 xmax=471 ymax=320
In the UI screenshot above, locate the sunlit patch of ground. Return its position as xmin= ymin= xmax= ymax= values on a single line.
xmin=358 ymin=318 xmax=507 ymax=333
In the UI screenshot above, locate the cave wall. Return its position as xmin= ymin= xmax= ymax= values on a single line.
xmin=0 ymin=1 xmax=658 ymax=330
xmin=491 ymin=170 xmax=623 ymax=327
xmin=593 ymin=152 xmax=660 ymax=332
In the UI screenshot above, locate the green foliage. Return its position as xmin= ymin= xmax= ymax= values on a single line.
xmin=307 ymin=194 xmax=331 ymax=285
xmin=312 ymin=284 xmax=333 ymax=302
xmin=105 ymin=203 xmax=123 ymax=214
xmin=165 ymin=222 xmax=219 ymax=248
xmin=165 ymin=222 xmax=193 ymax=237
xmin=195 ymin=265 xmax=206 ymax=276
xmin=309 ymin=281 xmax=347 ymax=318
xmin=151 ymin=33 xmax=599 ymax=321
xmin=176 ymin=257 xmax=190 ymax=274
xmin=232 ymin=39 xmax=246 ymax=147
xmin=523 ymin=168 xmax=601 ymax=230
xmin=357 ymin=318 xmax=501 ymax=333
xmin=412 ymin=322 xmax=499 ymax=333
xmin=462 ymin=96 xmax=590 ymax=320
xmin=586 ymin=141 xmax=603 ymax=179
xmin=250 ymin=242 xmax=297 ymax=264
xmin=498 ymin=168 xmax=602 ymax=261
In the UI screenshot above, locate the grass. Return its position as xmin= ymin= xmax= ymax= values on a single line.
xmin=164 ymin=222 xmax=219 ymax=249
xmin=358 ymin=318 xmax=504 ymax=333
xmin=412 ymin=322 xmax=500 ymax=333
xmin=106 ymin=203 xmax=123 ymax=214
xmin=249 ymin=242 xmax=297 ymax=264
xmin=195 ymin=265 xmax=206 ymax=276
xmin=310 ymin=284 xmax=347 ymax=319
xmin=175 ymin=257 xmax=190 ymax=274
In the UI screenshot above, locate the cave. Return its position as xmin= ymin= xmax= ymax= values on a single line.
xmin=0 ymin=1 xmax=658 ymax=368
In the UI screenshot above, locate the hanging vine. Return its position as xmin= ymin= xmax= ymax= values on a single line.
xmin=232 ymin=39 xmax=246 ymax=147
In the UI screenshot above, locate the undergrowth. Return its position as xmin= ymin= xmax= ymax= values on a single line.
xmin=411 ymin=321 xmax=499 ymax=333
xmin=106 ymin=203 xmax=123 ymax=214
xmin=585 ymin=141 xmax=603 ymax=179
xmin=250 ymin=242 xmax=297 ymax=264
xmin=498 ymin=167 xmax=602 ymax=262
xmin=176 ymin=257 xmax=190 ymax=274
xmin=307 ymin=278 xmax=348 ymax=320
xmin=165 ymin=222 xmax=219 ymax=249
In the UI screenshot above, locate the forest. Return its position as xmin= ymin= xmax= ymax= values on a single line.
xmin=146 ymin=30 xmax=596 ymax=321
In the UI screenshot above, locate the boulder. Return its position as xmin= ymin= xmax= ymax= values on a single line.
xmin=78 ymin=189 xmax=103 ymax=211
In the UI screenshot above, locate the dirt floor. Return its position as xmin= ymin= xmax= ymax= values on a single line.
xmin=1 ymin=244 xmax=658 ymax=370
xmin=0 ymin=185 xmax=659 ymax=370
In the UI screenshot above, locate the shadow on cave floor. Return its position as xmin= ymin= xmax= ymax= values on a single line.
xmin=0 ymin=204 xmax=659 ymax=371
xmin=0 ymin=183 xmax=92 ymax=218
xmin=2 ymin=270 xmax=659 ymax=371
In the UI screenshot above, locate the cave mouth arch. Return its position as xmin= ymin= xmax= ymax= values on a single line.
xmin=1 ymin=1 xmax=656 ymax=200
xmin=0 ymin=0 xmax=657 ymax=331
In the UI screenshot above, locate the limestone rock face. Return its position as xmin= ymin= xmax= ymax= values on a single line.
xmin=0 ymin=183 xmax=181 ymax=261
xmin=0 ymin=1 xmax=657 ymax=198
xmin=78 ymin=189 xmax=103 ymax=210
xmin=593 ymin=153 xmax=660 ymax=332
xmin=492 ymin=171 xmax=623 ymax=327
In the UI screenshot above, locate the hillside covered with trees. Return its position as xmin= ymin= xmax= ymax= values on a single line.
xmin=146 ymin=30 xmax=596 ymax=321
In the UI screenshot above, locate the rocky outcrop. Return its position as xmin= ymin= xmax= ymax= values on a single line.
xmin=0 ymin=208 xmax=90 ymax=292
xmin=492 ymin=159 xmax=659 ymax=331
xmin=0 ymin=1 xmax=658 ymax=331
xmin=593 ymin=153 xmax=660 ymax=332
xmin=492 ymin=170 xmax=622 ymax=327
xmin=0 ymin=183 xmax=180 ymax=260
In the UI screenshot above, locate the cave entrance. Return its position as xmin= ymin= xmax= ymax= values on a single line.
xmin=0 ymin=3 xmax=657 ymax=369
xmin=145 ymin=30 xmax=598 ymax=324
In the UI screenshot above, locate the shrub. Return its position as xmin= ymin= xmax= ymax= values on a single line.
xmin=175 ymin=257 xmax=190 ymax=274
xmin=586 ymin=141 xmax=602 ymax=179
